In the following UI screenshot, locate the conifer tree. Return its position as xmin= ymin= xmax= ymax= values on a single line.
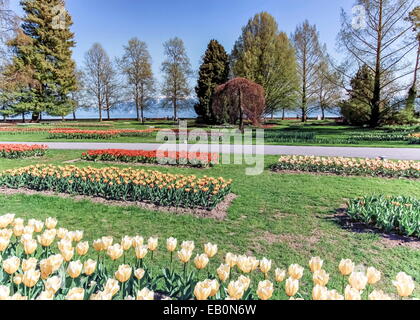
xmin=194 ymin=40 xmax=229 ymax=124
xmin=8 ymin=0 xmax=77 ymax=121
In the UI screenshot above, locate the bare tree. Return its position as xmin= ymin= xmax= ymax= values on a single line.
xmin=102 ymin=59 xmax=121 ymax=121
xmin=292 ymin=20 xmax=323 ymax=122
xmin=83 ymin=43 xmax=108 ymax=121
xmin=161 ymin=37 xmax=193 ymax=121
xmin=118 ymin=38 xmax=155 ymax=123
xmin=315 ymin=49 xmax=343 ymax=120
xmin=338 ymin=0 xmax=418 ymax=127
xmin=0 ymin=0 xmax=17 ymax=66
xmin=405 ymin=6 xmax=419 ymax=114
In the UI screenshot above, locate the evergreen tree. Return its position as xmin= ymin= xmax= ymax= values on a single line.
xmin=194 ymin=40 xmax=229 ymax=124
xmin=231 ymin=12 xmax=299 ymax=117
xmin=8 ymin=0 xmax=77 ymax=121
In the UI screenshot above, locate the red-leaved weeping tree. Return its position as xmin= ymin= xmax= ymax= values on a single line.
xmin=211 ymin=78 xmax=265 ymax=131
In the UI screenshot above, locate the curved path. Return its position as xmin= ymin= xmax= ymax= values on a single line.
xmin=3 ymin=141 xmax=420 ymax=160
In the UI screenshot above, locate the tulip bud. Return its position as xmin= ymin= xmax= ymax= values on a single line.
xmin=22 ymin=257 xmax=37 ymax=272
xmin=227 ymin=280 xmax=245 ymax=300
xmin=285 ymin=277 xmax=299 ymax=297
xmin=23 ymin=239 xmax=37 ymax=255
xmin=344 ymin=285 xmax=361 ymax=300
xmin=204 ymin=243 xmax=218 ymax=258
xmin=259 ymin=258 xmax=272 ymax=275
xmin=225 ymin=253 xmax=237 ymax=268
xmin=313 ymin=269 xmax=330 ymax=286
xmin=339 ymin=259 xmax=354 ymax=276
xmin=288 ymin=264 xmax=304 ymax=280
xmin=61 ymin=247 xmax=74 ymax=262
xmin=275 ymin=268 xmax=286 ymax=283
xmin=22 ymin=269 xmax=40 ymax=288
xmin=45 ymin=276 xmax=62 ymax=294
xmin=0 ymin=238 xmax=9 ymax=252
xmin=194 ymin=281 xmax=212 ymax=300
xmin=93 ymin=239 xmax=103 ymax=252
xmin=104 ymin=279 xmax=120 ymax=297
xmin=366 ymin=267 xmax=381 ymax=285
xmin=166 ymin=237 xmax=177 ymax=252
xmin=45 ymin=217 xmax=58 ymax=229
xmin=107 ymin=244 xmax=123 ymax=261
xmin=37 ymin=291 xmax=54 ymax=300
xmin=309 ymin=257 xmax=323 ymax=272
xmin=57 ymin=228 xmax=68 ymax=239
xmin=13 ymin=274 xmax=23 ymax=285
xmin=392 ymin=272 xmax=415 ymax=298
xmin=134 ymin=268 xmax=145 ymax=280
xmin=327 ymin=289 xmax=344 ymax=300
xmin=217 ymin=264 xmax=230 ymax=282
xmin=101 ymin=236 xmax=113 ymax=250
xmin=181 ymin=240 xmax=195 ymax=252
xmin=121 ymin=236 xmax=132 ymax=251
xmin=132 ymin=236 xmax=144 ymax=248
xmin=238 ymin=275 xmax=251 ymax=291
xmin=147 ymin=237 xmax=158 ymax=251
xmin=369 ymin=290 xmax=392 ymax=300
xmin=135 ymin=245 xmax=148 ymax=259
xmin=348 ymin=272 xmax=368 ymax=291
xmin=312 ymin=285 xmax=328 ymax=300
xmin=177 ymin=248 xmax=192 ymax=264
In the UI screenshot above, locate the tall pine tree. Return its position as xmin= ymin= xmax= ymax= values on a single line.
xmin=8 ymin=0 xmax=76 ymax=121
xmin=194 ymin=40 xmax=229 ymax=124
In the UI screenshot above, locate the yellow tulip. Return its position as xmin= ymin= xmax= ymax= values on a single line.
xmin=83 ymin=259 xmax=97 ymax=276
xmin=45 ymin=217 xmax=57 ymax=229
xmin=136 ymin=287 xmax=154 ymax=300
xmin=57 ymin=228 xmax=68 ymax=239
xmin=309 ymin=256 xmax=323 ymax=272
xmin=177 ymin=248 xmax=193 ymax=264
xmin=37 ymin=291 xmax=55 ymax=300
xmin=369 ymin=290 xmax=392 ymax=300
xmin=104 ymin=279 xmax=120 ymax=297
xmin=147 ymin=237 xmax=158 ymax=251
xmin=313 ymin=269 xmax=330 ymax=286
xmin=181 ymin=240 xmax=195 ymax=252
xmin=238 ymin=275 xmax=251 ymax=291
xmin=327 ymin=290 xmax=344 ymax=300
xmin=45 ymin=276 xmax=62 ymax=294
xmin=61 ymin=248 xmax=74 ymax=262
xmin=115 ymin=264 xmax=132 ymax=283
xmin=101 ymin=236 xmax=113 ymax=250
xmin=285 ymin=277 xmax=299 ymax=297
xmin=366 ymin=267 xmax=381 ymax=285
xmin=0 ymin=285 xmax=10 ymax=300
xmin=259 ymin=258 xmax=272 ymax=275
xmin=37 ymin=230 xmax=56 ymax=247
xmin=22 ymin=257 xmax=37 ymax=272
xmin=67 ymin=260 xmax=83 ymax=279
xmin=71 ymin=230 xmax=84 ymax=242
xmin=288 ymin=264 xmax=304 ymax=280
xmin=339 ymin=259 xmax=354 ymax=276
xmin=76 ymin=241 xmax=89 ymax=256
xmin=348 ymin=272 xmax=368 ymax=291
xmin=275 ymin=268 xmax=286 ymax=283
xmin=22 ymin=269 xmax=40 ymax=288
xmin=23 ymin=239 xmax=37 ymax=255
xmin=204 ymin=243 xmax=218 ymax=258
xmin=344 ymin=285 xmax=361 ymax=300
xmin=107 ymin=244 xmax=123 ymax=261
xmin=47 ymin=254 xmax=64 ymax=273
xmin=227 ymin=280 xmax=245 ymax=300
xmin=92 ymin=239 xmax=103 ymax=252
xmin=132 ymin=236 xmax=144 ymax=248
xmin=217 ymin=264 xmax=230 ymax=282
xmin=134 ymin=268 xmax=145 ymax=280
xmin=312 ymin=285 xmax=328 ymax=300
xmin=204 ymin=279 xmax=219 ymax=297
xmin=0 ymin=238 xmax=9 ymax=252
xmin=135 ymin=245 xmax=148 ymax=259
xmin=194 ymin=281 xmax=212 ymax=300
xmin=58 ymin=239 xmax=72 ymax=253
xmin=121 ymin=236 xmax=132 ymax=251
xmin=194 ymin=254 xmax=209 ymax=270
xmin=3 ymin=256 xmax=20 ymax=274
xmin=65 ymin=287 xmax=85 ymax=300
xmin=166 ymin=237 xmax=177 ymax=252
xmin=0 ymin=229 xmax=12 ymax=240
xmin=257 ymin=280 xmax=274 ymax=300
xmin=392 ymin=272 xmax=415 ymax=298
xmin=13 ymin=274 xmax=23 ymax=285
xmin=13 ymin=225 xmax=24 ymax=237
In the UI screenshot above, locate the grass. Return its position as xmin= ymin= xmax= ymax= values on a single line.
xmin=0 ymin=149 xmax=418 ymax=298
xmin=1 ymin=120 xmax=419 ymax=148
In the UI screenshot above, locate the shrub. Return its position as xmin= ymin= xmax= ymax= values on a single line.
xmin=347 ymin=195 xmax=420 ymax=237
xmin=271 ymin=155 xmax=420 ymax=179
xmin=0 ymin=214 xmax=416 ymax=300
xmin=0 ymin=144 xmax=47 ymax=159
xmin=81 ymin=149 xmax=219 ymax=168
xmin=0 ymin=165 xmax=232 ymax=210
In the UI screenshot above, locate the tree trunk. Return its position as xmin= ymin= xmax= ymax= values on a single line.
xmin=282 ymin=108 xmax=285 ymax=120
xmin=173 ymin=98 xmax=177 ymax=122
xmin=73 ymin=111 xmax=77 ymax=120
xmin=31 ymin=112 xmax=40 ymax=122
xmin=98 ymin=106 xmax=102 ymax=122
xmin=22 ymin=113 xmax=25 ymax=123
xmin=238 ymin=88 xmax=244 ymax=134
xmin=107 ymin=108 xmax=110 ymax=121
xmin=321 ymin=107 xmax=325 ymax=120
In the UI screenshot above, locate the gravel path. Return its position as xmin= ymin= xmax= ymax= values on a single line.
xmin=3 ymin=141 xmax=420 ymax=160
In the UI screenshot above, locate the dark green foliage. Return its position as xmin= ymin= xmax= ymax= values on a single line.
xmin=194 ymin=40 xmax=229 ymax=124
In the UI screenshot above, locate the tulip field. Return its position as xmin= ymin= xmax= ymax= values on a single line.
xmin=0 ymin=144 xmax=47 ymax=159
xmin=0 ymin=214 xmax=416 ymax=300
xmin=0 ymin=149 xmax=418 ymax=300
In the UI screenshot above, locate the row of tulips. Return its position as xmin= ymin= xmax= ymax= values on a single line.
xmin=347 ymin=195 xmax=420 ymax=238
xmin=271 ymin=155 xmax=420 ymax=179
xmin=81 ymin=149 xmax=220 ymax=168
xmin=0 ymin=214 xmax=416 ymax=300
xmin=47 ymin=128 xmax=157 ymax=139
xmin=0 ymin=165 xmax=232 ymax=210
xmin=0 ymin=144 xmax=47 ymax=159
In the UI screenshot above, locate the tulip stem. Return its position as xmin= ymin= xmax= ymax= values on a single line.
xmin=342 ymin=275 xmax=345 ymax=294
xmin=10 ymin=275 xmax=14 ymax=295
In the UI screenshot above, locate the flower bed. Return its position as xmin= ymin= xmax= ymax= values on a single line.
xmin=0 ymin=144 xmax=47 ymax=159
xmin=347 ymin=195 xmax=420 ymax=238
xmin=47 ymin=128 xmax=157 ymax=139
xmin=271 ymin=155 xmax=420 ymax=179
xmin=0 ymin=165 xmax=232 ymax=210
xmin=81 ymin=149 xmax=219 ymax=167
xmin=0 ymin=214 xmax=416 ymax=300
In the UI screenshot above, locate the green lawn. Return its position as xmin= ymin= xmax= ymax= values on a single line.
xmin=0 ymin=150 xmax=418 ymax=299
xmin=1 ymin=120 xmax=418 ymax=148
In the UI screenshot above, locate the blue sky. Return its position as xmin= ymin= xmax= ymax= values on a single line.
xmin=10 ymin=0 xmax=355 ymax=83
